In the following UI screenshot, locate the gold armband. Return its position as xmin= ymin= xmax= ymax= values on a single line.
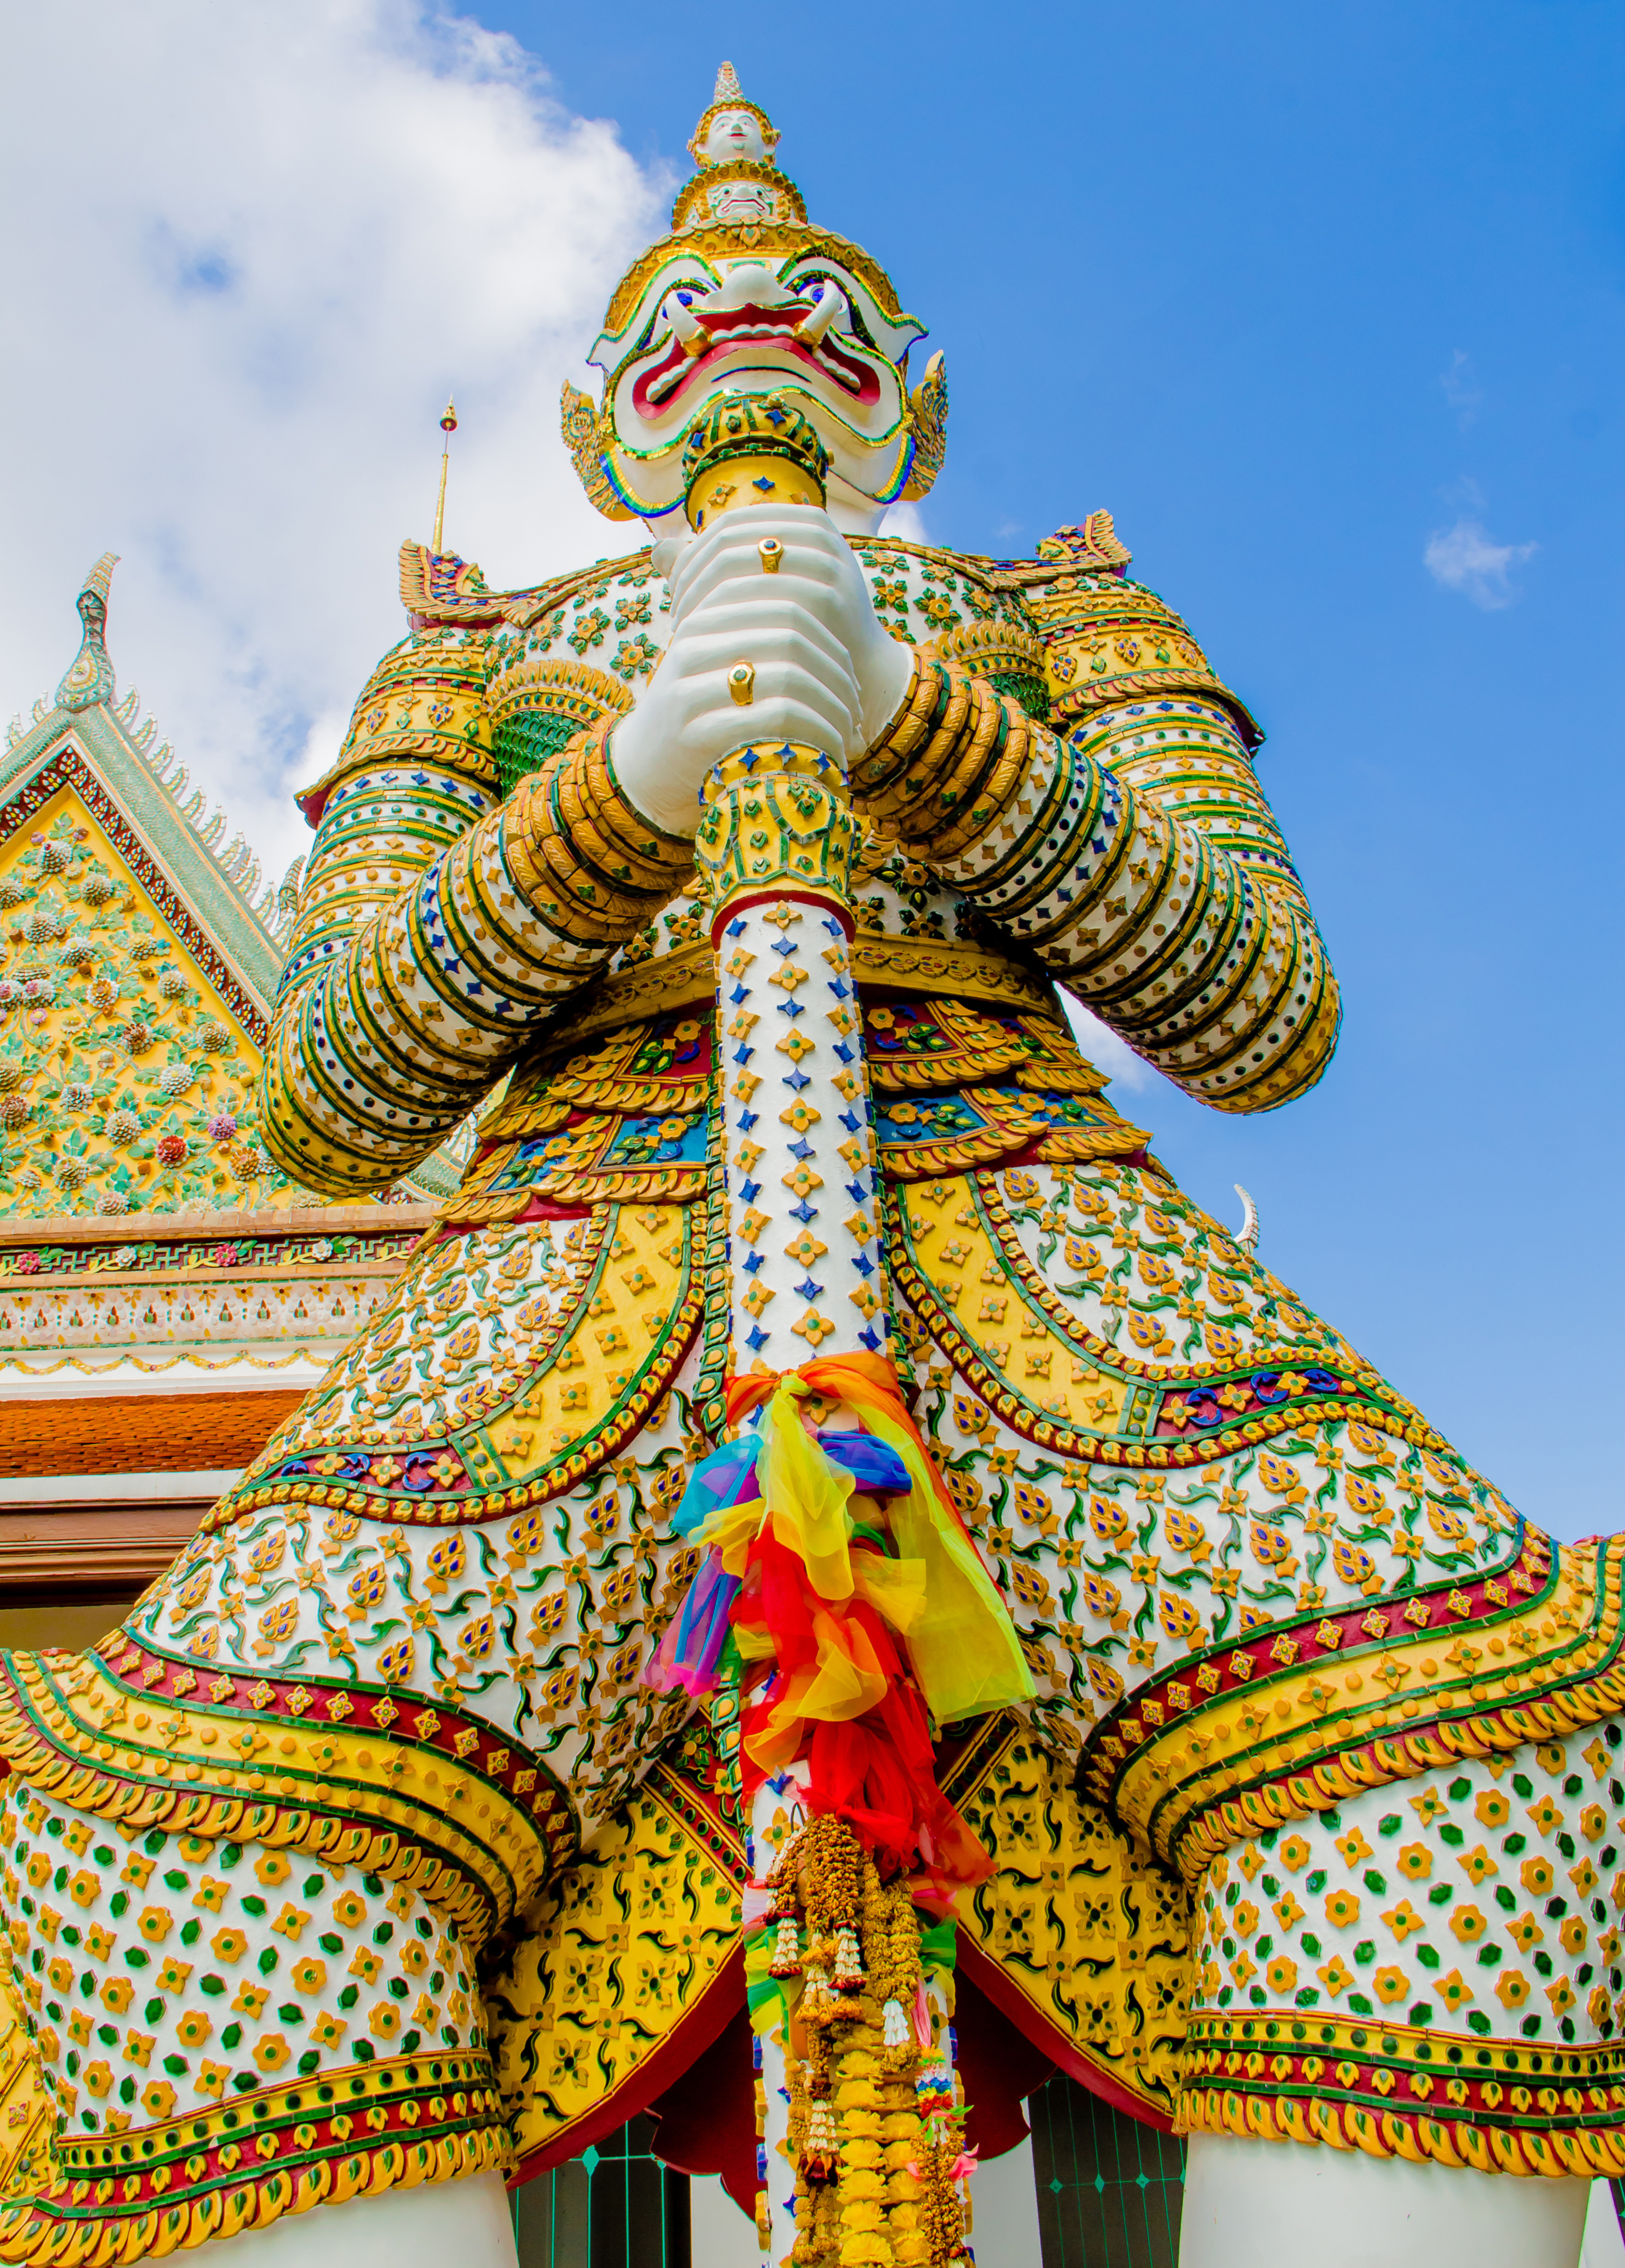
xmin=852 ymin=651 xmax=1037 ymax=860
xmin=512 ymin=715 xmax=694 ymax=940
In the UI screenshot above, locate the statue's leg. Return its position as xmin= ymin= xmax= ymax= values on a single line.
xmin=1179 ymin=2134 xmax=1589 ymax=2268
xmin=217 ymin=2165 xmax=517 ymax=2268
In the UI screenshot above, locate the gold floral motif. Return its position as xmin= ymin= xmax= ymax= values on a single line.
xmin=229 ymin=1198 xmax=705 ymax=1519
xmin=0 ymin=2001 xmax=51 ymax=2211
xmin=946 ymin=1717 xmax=1188 ymax=2119
xmin=490 ymin=1759 xmax=744 ymax=2168
xmin=0 ymin=794 xmax=280 ymax=1222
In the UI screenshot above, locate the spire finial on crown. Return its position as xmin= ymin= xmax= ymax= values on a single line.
xmin=713 ymin=59 xmax=743 ymax=103
xmin=81 ymin=552 xmax=118 ymax=606
xmin=431 ymin=396 xmax=458 ymax=555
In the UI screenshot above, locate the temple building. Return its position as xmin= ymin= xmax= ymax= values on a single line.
xmin=0 ymin=559 xmax=448 ymax=1652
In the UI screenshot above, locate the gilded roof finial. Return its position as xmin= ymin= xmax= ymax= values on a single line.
xmin=56 ymin=552 xmax=119 ymax=713
xmin=431 ymin=397 xmax=458 ymax=557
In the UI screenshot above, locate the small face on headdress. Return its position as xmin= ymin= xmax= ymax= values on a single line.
xmin=686 ymin=58 xmax=780 ymax=170
xmin=698 ymin=106 xmax=770 ymax=167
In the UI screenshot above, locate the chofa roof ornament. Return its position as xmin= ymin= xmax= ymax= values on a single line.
xmin=55 ymin=552 xmax=120 ymax=714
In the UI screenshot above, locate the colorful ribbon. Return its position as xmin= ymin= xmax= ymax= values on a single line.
xmin=649 ymin=1354 xmax=1028 ymax=1889
xmin=722 ymin=1354 xmax=1033 ymax=1726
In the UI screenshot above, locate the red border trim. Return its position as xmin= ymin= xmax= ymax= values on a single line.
xmin=507 ymin=1940 xmax=747 ymax=2186
xmin=957 ymin=1937 xmax=1174 ymax=2133
xmin=710 ymin=887 xmax=856 ymax=946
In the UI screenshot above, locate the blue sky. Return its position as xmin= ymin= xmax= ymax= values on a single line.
xmin=482 ymin=0 xmax=1625 ymax=1529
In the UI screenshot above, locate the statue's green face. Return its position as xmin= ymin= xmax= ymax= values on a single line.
xmin=586 ymin=251 xmax=927 ymax=528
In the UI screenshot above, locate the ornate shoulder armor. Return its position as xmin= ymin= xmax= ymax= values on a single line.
xmin=1017 ymin=514 xmax=1261 ymax=745
xmin=294 ymin=623 xmax=497 ymax=834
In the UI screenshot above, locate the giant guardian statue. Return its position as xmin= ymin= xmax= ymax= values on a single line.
xmin=0 ymin=65 xmax=1609 ymax=2268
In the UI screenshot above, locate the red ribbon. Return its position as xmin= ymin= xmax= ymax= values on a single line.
xmin=726 ymin=1354 xmax=993 ymax=1896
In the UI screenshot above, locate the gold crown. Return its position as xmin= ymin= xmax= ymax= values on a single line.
xmin=670 ymin=62 xmax=806 ymax=238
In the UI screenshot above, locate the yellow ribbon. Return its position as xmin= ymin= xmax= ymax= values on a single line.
xmin=694 ymin=1371 xmax=1033 ymax=1729
xmin=851 ymin=1401 xmax=1034 ymax=1724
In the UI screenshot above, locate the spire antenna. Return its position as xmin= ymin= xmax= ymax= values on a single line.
xmin=431 ymin=397 xmax=458 ymax=555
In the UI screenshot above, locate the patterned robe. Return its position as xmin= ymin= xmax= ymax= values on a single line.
xmin=0 ymin=516 xmax=1616 ymax=2264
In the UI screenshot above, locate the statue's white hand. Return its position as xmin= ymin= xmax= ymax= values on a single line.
xmin=609 ymin=503 xmax=912 ymax=836
xmin=668 ymin=503 xmax=913 ymax=744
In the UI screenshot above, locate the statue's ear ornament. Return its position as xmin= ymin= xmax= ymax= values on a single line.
xmin=560 ymin=380 xmax=637 ymax=523
xmin=901 ymin=351 xmax=949 ymax=503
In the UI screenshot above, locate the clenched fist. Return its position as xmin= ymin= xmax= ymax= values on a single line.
xmin=608 ymin=503 xmax=913 ymax=836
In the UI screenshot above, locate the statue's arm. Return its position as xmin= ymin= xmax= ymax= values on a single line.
xmin=260 ymin=632 xmax=692 ymax=1195
xmin=856 ymin=631 xmax=1339 ymax=1113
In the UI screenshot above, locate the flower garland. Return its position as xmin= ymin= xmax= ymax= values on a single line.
xmin=765 ymin=1820 xmax=969 ymax=2268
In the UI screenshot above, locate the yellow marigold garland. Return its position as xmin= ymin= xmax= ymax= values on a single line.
xmin=766 ymin=1819 xmax=969 ymax=2268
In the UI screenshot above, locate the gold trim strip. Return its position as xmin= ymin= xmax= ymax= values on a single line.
xmin=1110 ymin=1537 xmax=1620 ymax=1881
xmin=1179 ymin=2074 xmax=1625 ymax=2178
xmin=552 ymin=933 xmax=1059 ymax=1048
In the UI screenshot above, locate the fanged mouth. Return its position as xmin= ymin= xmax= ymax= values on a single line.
xmin=632 ymin=304 xmax=881 ymax=420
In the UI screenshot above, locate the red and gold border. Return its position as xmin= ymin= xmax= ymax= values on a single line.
xmin=94 ymin=1638 xmax=578 ymax=1879
xmin=0 ymin=2050 xmax=507 ymax=2262
xmin=0 ymin=1647 xmax=569 ymax=1951
xmin=1181 ymin=2008 xmax=1625 ymax=2178
xmin=1084 ymin=1533 xmax=1625 ymax=1883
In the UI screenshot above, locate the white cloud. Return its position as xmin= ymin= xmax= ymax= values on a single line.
xmin=878 ymin=500 xmax=930 ymax=543
xmin=1055 ymin=987 xmax=1157 ymax=1093
xmin=1423 ymin=517 xmax=1537 ymax=610
xmin=0 ymin=1 xmax=669 ymax=883
xmin=1439 ymin=348 xmax=1483 ymax=429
